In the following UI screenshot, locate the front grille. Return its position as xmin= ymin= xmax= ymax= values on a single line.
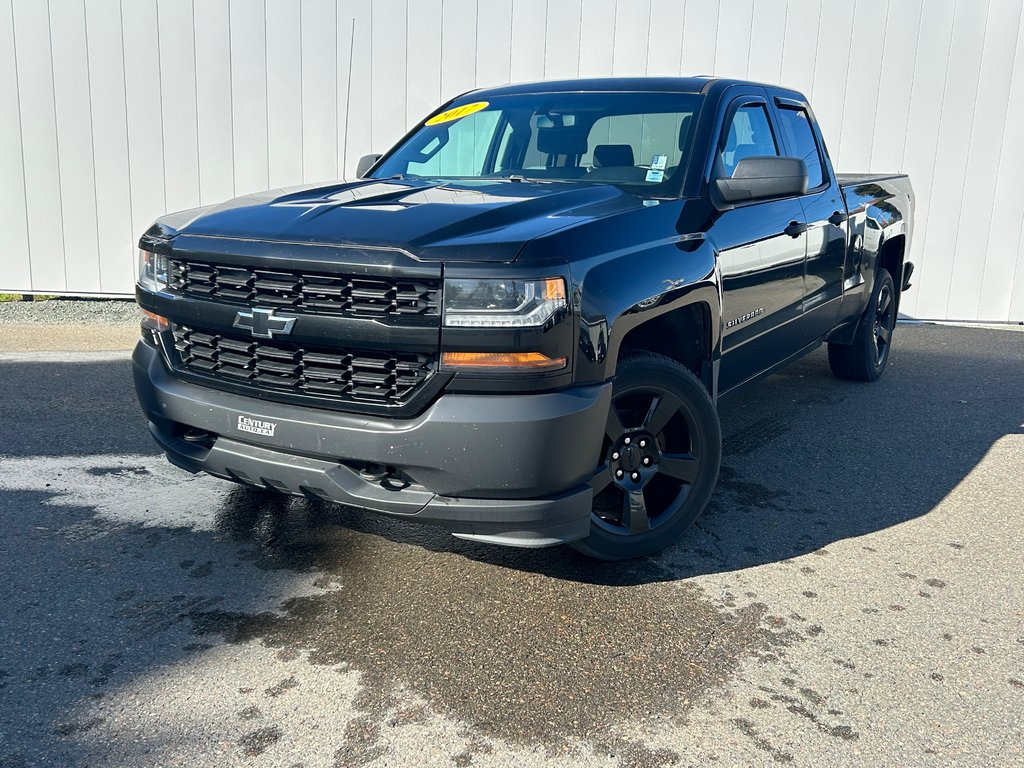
xmin=170 ymin=325 xmax=435 ymax=406
xmin=168 ymin=258 xmax=439 ymax=317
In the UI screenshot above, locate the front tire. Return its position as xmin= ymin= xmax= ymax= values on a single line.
xmin=570 ymin=352 xmax=721 ymax=561
xmin=828 ymin=268 xmax=896 ymax=382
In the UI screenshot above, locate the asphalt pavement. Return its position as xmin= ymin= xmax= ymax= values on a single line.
xmin=0 ymin=322 xmax=1022 ymax=767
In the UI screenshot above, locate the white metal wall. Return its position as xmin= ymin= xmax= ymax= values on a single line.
xmin=2 ymin=0 xmax=1024 ymax=322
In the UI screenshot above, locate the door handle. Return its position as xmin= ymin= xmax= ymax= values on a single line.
xmin=784 ymin=221 xmax=808 ymax=238
xmin=828 ymin=210 xmax=849 ymax=225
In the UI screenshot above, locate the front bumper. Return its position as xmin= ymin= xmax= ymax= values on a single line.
xmin=133 ymin=341 xmax=610 ymax=547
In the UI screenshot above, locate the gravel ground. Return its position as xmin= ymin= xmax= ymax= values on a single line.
xmin=0 ymin=298 xmax=137 ymax=325
xmin=0 ymin=324 xmax=1022 ymax=767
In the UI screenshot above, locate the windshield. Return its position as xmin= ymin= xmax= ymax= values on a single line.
xmin=372 ymin=91 xmax=704 ymax=194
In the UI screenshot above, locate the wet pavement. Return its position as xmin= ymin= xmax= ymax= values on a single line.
xmin=0 ymin=324 xmax=1022 ymax=767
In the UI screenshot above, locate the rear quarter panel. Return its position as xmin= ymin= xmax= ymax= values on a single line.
xmin=834 ymin=174 xmax=914 ymax=333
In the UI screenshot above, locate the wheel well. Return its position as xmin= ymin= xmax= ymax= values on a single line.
xmin=618 ymin=304 xmax=712 ymax=390
xmin=879 ymin=235 xmax=906 ymax=312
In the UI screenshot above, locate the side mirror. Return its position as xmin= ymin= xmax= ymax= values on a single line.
xmin=356 ymin=154 xmax=382 ymax=178
xmin=714 ymin=156 xmax=808 ymax=205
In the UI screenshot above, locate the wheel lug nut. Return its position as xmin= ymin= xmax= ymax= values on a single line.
xmin=615 ymin=469 xmax=624 ymax=479
xmin=639 ymin=439 xmax=647 ymax=448
xmin=642 ymin=456 xmax=651 ymax=466
xmin=624 ymin=436 xmax=631 ymax=445
xmin=611 ymin=451 xmax=619 ymax=461
xmin=631 ymin=472 xmax=640 ymax=482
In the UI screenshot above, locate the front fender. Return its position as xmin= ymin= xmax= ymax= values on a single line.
xmin=571 ymin=235 xmax=721 ymax=385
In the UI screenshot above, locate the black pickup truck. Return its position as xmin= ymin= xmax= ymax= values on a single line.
xmin=134 ymin=77 xmax=913 ymax=560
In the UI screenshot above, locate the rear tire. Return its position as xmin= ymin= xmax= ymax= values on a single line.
xmin=570 ymin=352 xmax=721 ymax=561
xmin=828 ymin=268 xmax=896 ymax=382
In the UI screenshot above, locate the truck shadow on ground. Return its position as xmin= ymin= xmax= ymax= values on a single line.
xmin=0 ymin=324 xmax=1020 ymax=766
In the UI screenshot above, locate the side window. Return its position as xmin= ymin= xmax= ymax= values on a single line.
xmin=719 ymin=104 xmax=778 ymax=177
xmin=776 ymin=106 xmax=826 ymax=189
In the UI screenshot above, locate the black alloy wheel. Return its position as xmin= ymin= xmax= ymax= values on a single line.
xmin=827 ymin=268 xmax=897 ymax=382
xmin=571 ymin=352 xmax=721 ymax=560
xmin=872 ymin=279 xmax=895 ymax=368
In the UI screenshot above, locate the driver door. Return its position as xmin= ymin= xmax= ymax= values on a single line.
xmin=710 ymin=98 xmax=809 ymax=393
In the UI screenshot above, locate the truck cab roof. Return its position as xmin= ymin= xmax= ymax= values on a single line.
xmin=464 ymin=76 xmax=805 ymax=100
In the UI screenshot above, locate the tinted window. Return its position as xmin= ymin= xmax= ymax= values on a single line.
xmin=776 ymin=106 xmax=825 ymax=189
xmin=719 ymin=104 xmax=778 ymax=177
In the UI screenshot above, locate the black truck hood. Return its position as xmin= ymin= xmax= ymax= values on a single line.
xmin=154 ymin=178 xmax=646 ymax=263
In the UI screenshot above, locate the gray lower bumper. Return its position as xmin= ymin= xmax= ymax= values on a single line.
xmin=133 ymin=342 xmax=610 ymax=547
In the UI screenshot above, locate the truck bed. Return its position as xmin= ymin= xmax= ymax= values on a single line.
xmin=836 ymin=172 xmax=909 ymax=186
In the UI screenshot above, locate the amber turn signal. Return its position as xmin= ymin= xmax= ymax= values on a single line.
xmin=139 ymin=308 xmax=170 ymax=332
xmin=441 ymin=351 xmax=566 ymax=371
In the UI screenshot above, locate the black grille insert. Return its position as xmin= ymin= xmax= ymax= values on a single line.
xmin=168 ymin=258 xmax=439 ymax=317
xmin=171 ymin=325 xmax=436 ymax=406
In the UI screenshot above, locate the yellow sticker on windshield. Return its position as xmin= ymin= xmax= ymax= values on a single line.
xmin=425 ymin=101 xmax=489 ymax=126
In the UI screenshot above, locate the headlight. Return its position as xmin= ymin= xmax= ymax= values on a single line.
xmin=442 ymin=277 xmax=567 ymax=328
xmin=138 ymin=248 xmax=168 ymax=292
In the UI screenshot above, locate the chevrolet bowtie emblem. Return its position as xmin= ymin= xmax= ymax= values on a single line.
xmin=233 ymin=307 xmax=297 ymax=339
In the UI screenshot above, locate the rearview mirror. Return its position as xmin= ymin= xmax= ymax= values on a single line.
xmin=356 ymin=154 xmax=382 ymax=178
xmin=714 ymin=156 xmax=808 ymax=205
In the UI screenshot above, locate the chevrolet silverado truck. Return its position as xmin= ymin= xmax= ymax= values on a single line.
xmin=133 ymin=77 xmax=914 ymax=560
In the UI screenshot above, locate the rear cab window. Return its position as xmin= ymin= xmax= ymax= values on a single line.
xmin=775 ymin=105 xmax=827 ymax=189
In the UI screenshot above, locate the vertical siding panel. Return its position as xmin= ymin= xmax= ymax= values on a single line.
xmin=475 ymin=0 xmax=512 ymax=87
xmin=713 ymin=0 xmax=753 ymax=80
xmin=440 ymin=0 xmax=476 ymax=99
xmin=945 ymin=0 xmax=1021 ymax=320
xmin=578 ymin=0 xmax=615 ymax=78
xmin=1010 ymin=232 xmax=1024 ymax=322
xmin=0 ymin=0 xmax=31 ymax=290
xmin=610 ymin=0 xmax=650 ymax=75
xmin=963 ymin=1 xmax=1024 ymax=321
xmin=230 ymin=0 xmax=269 ymax=194
xmin=194 ymin=0 xmax=235 ymax=203
xmin=646 ymin=0 xmax=685 ymax=77
xmin=807 ymin=0 xmax=854 ymax=162
xmin=867 ymin=0 xmax=922 ymax=173
xmin=12 ymin=0 xmax=65 ymax=291
xmin=836 ymin=0 xmax=888 ymax=171
xmin=746 ymin=0 xmax=787 ymax=85
xmin=778 ymin=0 xmax=819 ymax=102
xmin=544 ymin=0 xmax=581 ymax=80
xmin=913 ymin=0 xmax=990 ymax=320
xmin=122 ymin=0 xmax=165 ymax=245
xmin=369 ymin=0 xmax=406 ymax=153
xmin=510 ymin=0 xmax=546 ymax=83
xmin=406 ymin=0 xmax=442 ymax=123
xmin=339 ymin=0 xmax=370 ymax=176
xmin=897 ymin=0 xmax=956 ymax=318
xmin=158 ymin=0 xmax=200 ymax=212
xmin=85 ymin=0 xmax=134 ymax=293
xmin=51 ymin=0 xmax=100 ymax=293
xmin=266 ymin=0 xmax=302 ymax=187
xmin=679 ymin=0 xmax=718 ymax=75
xmin=300 ymin=0 xmax=337 ymax=182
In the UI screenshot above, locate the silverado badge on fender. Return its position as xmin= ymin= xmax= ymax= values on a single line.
xmin=726 ymin=307 xmax=765 ymax=328
xmin=233 ymin=307 xmax=297 ymax=339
